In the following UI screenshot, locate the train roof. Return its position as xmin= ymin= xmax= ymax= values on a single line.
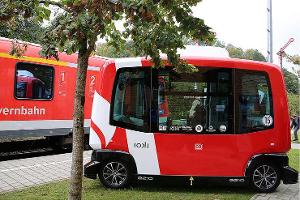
xmin=0 ymin=37 xmax=107 ymax=68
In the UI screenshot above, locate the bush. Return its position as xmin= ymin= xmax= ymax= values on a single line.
xmin=287 ymin=93 xmax=300 ymax=115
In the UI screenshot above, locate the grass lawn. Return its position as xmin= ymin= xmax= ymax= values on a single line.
xmin=288 ymin=149 xmax=300 ymax=171
xmin=0 ymin=178 xmax=254 ymax=200
xmin=0 ymin=150 xmax=298 ymax=200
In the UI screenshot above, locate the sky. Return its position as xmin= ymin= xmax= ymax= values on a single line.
xmin=192 ymin=0 xmax=300 ymax=68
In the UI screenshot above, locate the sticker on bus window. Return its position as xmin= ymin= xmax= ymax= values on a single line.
xmin=219 ymin=125 xmax=227 ymax=132
xmin=206 ymin=125 xmax=216 ymax=132
xmin=170 ymin=126 xmax=180 ymax=131
xmin=182 ymin=126 xmax=192 ymax=131
xmin=195 ymin=125 xmax=203 ymax=133
xmin=262 ymin=115 xmax=273 ymax=127
xmin=159 ymin=125 xmax=167 ymax=131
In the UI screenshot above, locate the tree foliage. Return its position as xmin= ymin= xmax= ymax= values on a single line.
xmin=288 ymin=55 xmax=300 ymax=65
xmin=38 ymin=0 xmax=214 ymax=70
xmin=243 ymin=49 xmax=266 ymax=62
xmin=283 ymin=68 xmax=299 ymax=94
xmin=96 ymin=41 xmax=140 ymax=58
xmin=287 ymin=93 xmax=300 ymax=115
xmin=0 ymin=17 xmax=45 ymax=43
xmin=225 ymin=43 xmax=266 ymax=62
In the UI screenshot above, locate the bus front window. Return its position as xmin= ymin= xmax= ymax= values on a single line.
xmin=235 ymin=70 xmax=273 ymax=133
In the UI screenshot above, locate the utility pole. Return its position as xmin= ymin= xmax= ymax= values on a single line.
xmin=267 ymin=0 xmax=273 ymax=63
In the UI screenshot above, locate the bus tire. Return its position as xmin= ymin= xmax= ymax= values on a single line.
xmin=249 ymin=162 xmax=281 ymax=193
xmin=99 ymin=159 xmax=131 ymax=189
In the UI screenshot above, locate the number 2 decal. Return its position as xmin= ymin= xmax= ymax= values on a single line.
xmin=90 ymin=75 xmax=96 ymax=86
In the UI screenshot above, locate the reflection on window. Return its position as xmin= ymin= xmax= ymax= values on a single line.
xmin=15 ymin=63 xmax=54 ymax=100
xmin=16 ymin=82 xmax=27 ymax=98
xmin=112 ymin=69 xmax=150 ymax=131
xmin=235 ymin=70 xmax=273 ymax=133
xmin=157 ymin=68 xmax=233 ymax=134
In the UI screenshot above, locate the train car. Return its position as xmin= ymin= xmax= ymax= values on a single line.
xmin=0 ymin=37 xmax=106 ymax=148
xmin=84 ymin=47 xmax=298 ymax=192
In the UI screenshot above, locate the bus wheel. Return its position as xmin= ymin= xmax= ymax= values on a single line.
xmin=250 ymin=163 xmax=281 ymax=193
xmin=99 ymin=160 xmax=131 ymax=189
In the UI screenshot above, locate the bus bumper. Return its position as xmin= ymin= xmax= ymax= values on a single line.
xmin=282 ymin=166 xmax=298 ymax=184
xmin=84 ymin=160 xmax=101 ymax=179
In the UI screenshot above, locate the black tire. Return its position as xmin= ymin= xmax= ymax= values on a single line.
xmin=249 ymin=162 xmax=281 ymax=193
xmin=99 ymin=160 xmax=131 ymax=189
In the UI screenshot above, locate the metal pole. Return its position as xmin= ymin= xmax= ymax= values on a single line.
xmin=267 ymin=0 xmax=273 ymax=63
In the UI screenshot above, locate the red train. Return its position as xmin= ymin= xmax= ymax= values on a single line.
xmin=0 ymin=37 xmax=105 ymax=147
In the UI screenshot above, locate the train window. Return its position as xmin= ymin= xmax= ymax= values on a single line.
xmin=15 ymin=63 xmax=54 ymax=100
xmin=234 ymin=70 xmax=274 ymax=133
xmin=110 ymin=68 xmax=151 ymax=132
xmin=155 ymin=68 xmax=233 ymax=134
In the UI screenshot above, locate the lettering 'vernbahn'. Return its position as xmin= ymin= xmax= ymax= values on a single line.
xmin=0 ymin=106 xmax=46 ymax=116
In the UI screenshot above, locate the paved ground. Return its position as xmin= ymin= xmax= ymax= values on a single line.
xmin=292 ymin=143 xmax=300 ymax=150
xmin=250 ymin=179 xmax=299 ymax=200
xmin=0 ymin=151 xmax=91 ymax=193
xmin=0 ymin=145 xmax=298 ymax=199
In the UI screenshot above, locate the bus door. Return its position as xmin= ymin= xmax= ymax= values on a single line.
xmin=153 ymin=68 xmax=240 ymax=177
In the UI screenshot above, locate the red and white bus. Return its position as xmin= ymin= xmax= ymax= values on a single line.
xmin=84 ymin=48 xmax=298 ymax=192
xmin=0 ymin=37 xmax=105 ymax=147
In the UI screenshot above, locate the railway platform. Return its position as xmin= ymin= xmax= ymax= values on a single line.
xmin=0 ymin=151 xmax=91 ymax=193
xmin=0 ymin=145 xmax=299 ymax=200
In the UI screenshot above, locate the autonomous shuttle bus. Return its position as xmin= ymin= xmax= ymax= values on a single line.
xmin=84 ymin=47 xmax=298 ymax=192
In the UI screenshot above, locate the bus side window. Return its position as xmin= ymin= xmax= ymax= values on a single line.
xmin=15 ymin=63 xmax=54 ymax=100
xmin=156 ymin=68 xmax=233 ymax=134
xmin=110 ymin=68 xmax=151 ymax=132
xmin=235 ymin=70 xmax=273 ymax=133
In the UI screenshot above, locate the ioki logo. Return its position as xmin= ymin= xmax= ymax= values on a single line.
xmin=134 ymin=142 xmax=149 ymax=149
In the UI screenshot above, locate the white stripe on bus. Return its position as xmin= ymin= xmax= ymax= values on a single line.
xmin=115 ymin=57 xmax=142 ymax=70
xmin=91 ymin=92 xmax=116 ymax=147
xmin=89 ymin=128 xmax=102 ymax=149
xmin=126 ymin=130 xmax=161 ymax=175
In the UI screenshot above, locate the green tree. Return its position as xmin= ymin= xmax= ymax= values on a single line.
xmin=0 ymin=17 xmax=45 ymax=43
xmin=225 ymin=44 xmax=267 ymax=62
xmin=1 ymin=1 xmax=213 ymax=199
xmin=96 ymin=41 xmax=140 ymax=58
xmin=287 ymin=93 xmax=300 ymax=115
xmin=213 ymin=40 xmax=226 ymax=48
xmin=283 ymin=68 xmax=299 ymax=94
xmin=288 ymin=55 xmax=300 ymax=65
xmin=226 ymin=44 xmax=244 ymax=59
xmin=244 ymin=49 xmax=266 ymax=62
